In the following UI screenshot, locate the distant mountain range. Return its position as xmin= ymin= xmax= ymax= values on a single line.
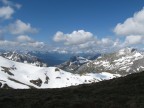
xmin=0 ymin=47 xmax=144 ymax=89
xmin=57 ymin=54 xmax=100 ymax=72
xmin=58 ymin=48 xmax=144 ymax=76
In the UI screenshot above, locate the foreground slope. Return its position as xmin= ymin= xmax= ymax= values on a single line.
xmin=0 ymin=56 xmax=119 ymax=89
xmin=0 ymin=71 xmax=144 ymax=108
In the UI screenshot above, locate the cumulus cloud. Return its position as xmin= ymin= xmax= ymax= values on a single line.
xmin=1 ymin=0 xmax=22 ymax=9
xmin=0 ymin=6 xmax=14 ymax=19
xmin=17 ymin=35 xmax=34 ymax=42
xmin=124 ymin=35 xmax=143 ymax=45
xmin=8 ymin=20 xmax=38 ymax=35
xmin=114 ymin=8 xmax=144 ymax=36
xmin=0 ymin=0 xmax=45 ymax=50
xmin=16 ymin=35 xmax=45 ymax=48
xmin=53 ymin=31 xmax=66 ymax=42
xmin=53 ymin=30 xmax=121 ymax=53
xmin=53 ymin=30 xmax=94 ymax=45
xmin=114 ymin=7 xmax=144 ymax=47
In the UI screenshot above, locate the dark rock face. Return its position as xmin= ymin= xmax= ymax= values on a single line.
xmin=44 ymin=75 xmax=49 ymax=84
xmin=0 ymin=82 xmax=2 ymax=88
xmin=2 ymin=84 xmax=12 ymax=89
xmin=30 ymin=78 xmax=42 ymax=87
xmin=69 ymin=56 xmax=77 ymax=62
xmin=131 ymin=48 xmax=136 ymax=53
xmin=55 ymin=68 xmax=60 ymax=71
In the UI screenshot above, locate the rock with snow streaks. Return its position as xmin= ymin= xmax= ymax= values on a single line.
xmin=76 ymin=48 xmax=144 ymax=76
xmin=1 ymin=51 xmax=47 ymax=67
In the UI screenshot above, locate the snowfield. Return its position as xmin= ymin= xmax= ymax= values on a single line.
xmin=0 ymin=56 xmax=120 ymax=89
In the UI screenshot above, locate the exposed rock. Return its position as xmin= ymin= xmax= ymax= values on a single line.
xmin=1 ymin=66 xmax=14 ymax=76
xmin=44 ymin=75 xmax=49 ymax=84
xmin=30 ymin=78 xmax=42 ymax=87
xmin=55 ymin=68 xmax=60 ymax=71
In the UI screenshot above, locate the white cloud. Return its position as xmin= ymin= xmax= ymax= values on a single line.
xmin=1 ymin=0 xmax=9 ymax=4
xmin=53 ymin=30 xmax=94 ymax=45
xmin=26 ymin=41 xmax=45 ymax=48
xmin=17 ymin=35 xmax=33 ymax=42
xmin=0 ymin=6 xmax=14 ymax=19
xmin=53 ymin=30 xmax=122 ymax=52
xmin=1 ymin=0 xmax=22 ymax=9
xmin=53 ymin=31 xmax=66 ymax=42
xmin=0 ymin=39 xmax=45 ymax=48
xmin=124 ymin=35 xmax=143 ymax=45
xmin=16 ymin=35 xmax=45 ymax=48
xmin=15 ymin=3 xmax=22 ymax=9
xmin=78 ymin=40 xmax=97 ymax=49
xmin=0 ymin=40 xmax=18 ymax=46
xmin=114 ymin=7 xmax=144 ymax=47
xmin=114 ymin=8 xmax=144 ymax=36
xmin=100 ymin=38 xmax=114 ymax=46
xmin=8 ymin=20 xmax=38 ymax=35
xmin=0 ymin=0 xmax=44 ymax=50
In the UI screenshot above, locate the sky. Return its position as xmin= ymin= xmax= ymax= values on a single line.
xmin=0 ymin=0 xmax=144 ymax=53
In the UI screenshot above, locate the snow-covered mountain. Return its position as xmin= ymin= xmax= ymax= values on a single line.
xmin=1 ymin=51 xmax=47 ymax=67
xmin=76 ymin=48 xmax=144 ymax=76
xmin=0 ymin=56 xmax=120 ymax=89
xmin=0 ymin=47 xmax=143 ymax=89
xmin=57 ymin=56 xmax=91 ymax=72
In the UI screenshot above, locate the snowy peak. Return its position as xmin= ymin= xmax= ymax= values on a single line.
xmin=1 ymin=51 xmax=47 ymax=67
xmin=69 ymin=56 xmax=89 ymax=64
xmin=118 ymin=48 xmax=137 ymax=56
xmin=57 ymin=56 xmax=90 ymax=72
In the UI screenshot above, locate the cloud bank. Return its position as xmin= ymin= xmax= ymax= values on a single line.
xmin=53 ymin=30 xmax=120 ymax=52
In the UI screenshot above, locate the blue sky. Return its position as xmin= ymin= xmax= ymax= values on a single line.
xmin=0 ymin=0 xmax=144 ymax=52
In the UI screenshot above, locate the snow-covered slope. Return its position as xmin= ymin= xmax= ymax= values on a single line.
xmin=1 ymin=51 xmax=47 ymax=67
xmin=76 ymin=48 xmax=144 ymax=76
xmin=0 ymin=56 xmax=120 ymax=89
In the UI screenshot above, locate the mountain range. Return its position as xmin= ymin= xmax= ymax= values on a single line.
xmin=0 ymin=47 xmax=144 ymax=89
xmin=59 ymin=48 xmax=144 ymax=76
